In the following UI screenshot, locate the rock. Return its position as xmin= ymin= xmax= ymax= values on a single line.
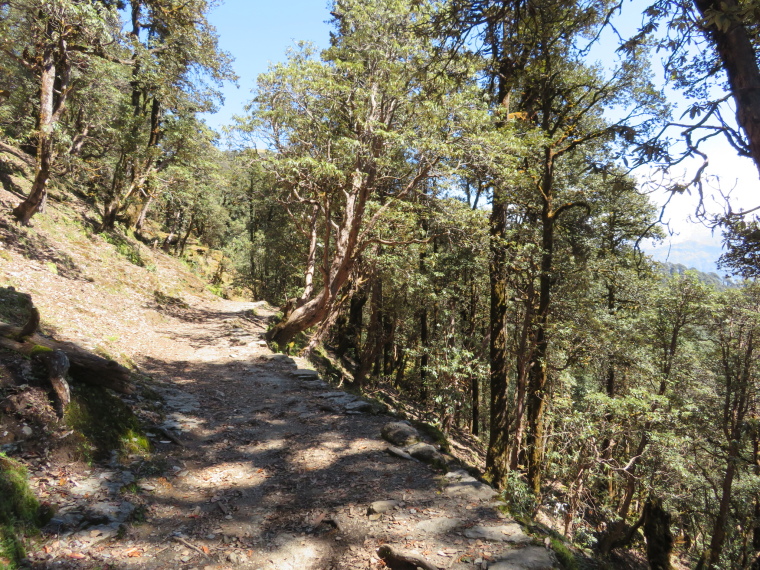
xmin=406 ymin=442 xmax=446 ymax=468
xmin=386 ymin=446 xmax=414 ymax=461
xmin=84 ymin=501 xmax=135 ymax=524
xmin=445 ymin=470 xmax=499 ymax=501
xmin=261 ymin=354 xmax=295 ymax=366
xmin=47 ymin=512 xmax=85 ymax=530
xmin=68 ymin=476 xmax=104 ymax=497
xmin=488 ymin=546 xmax=556 ymax=569
xmin=293 ymin=369 xmax=319 ymax=380
xmin=415 ymin=517 xmax=462 ymax=534
xmin=71 ymin=523 xmax=120 ymax=547
xmin=21 ymin=425 xmax=33 ymax=437
xmin=368 ymin=500 xmax=400 ymax=514
xmin=463 ymin=524 xmax=531 ymax=544
xmin=344 ymin=400 xmax=374 ymax=413
xmin=381 ymin=422 xmax=419 ymax=446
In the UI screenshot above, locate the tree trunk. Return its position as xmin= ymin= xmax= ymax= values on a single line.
xmin=13 ymin=44 xmax=56 ymax=225
xmin=298 ymin=203 xmax=320 ymax=306
xmin=471 ymin=374 xmax=480 ymax=436
xmin=692 ymin=0 xmax=760 ymax=179
xmin=526 ymin=164 xmax=555 ymax=496
xmin=643 ymin=497 xmax=673 ymax=570
xmin=696 ymin=440 xmax=738 ymax=569
xmin=267 ymin=172 xmax=369 ymax=347
xmin=485 ymin=188 xmax=510 ymax=489
xmin=134 ymin=194 xmax=154 ymax=231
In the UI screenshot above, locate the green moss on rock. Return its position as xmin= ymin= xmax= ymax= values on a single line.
xmin=64 ymin=385 xmax=151 ymax=462
xmin=0 ymin=454 xmax=50 ymax=569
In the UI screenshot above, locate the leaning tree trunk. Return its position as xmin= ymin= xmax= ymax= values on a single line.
xmin=267 ymin=174 xmax=368 ymax=348
xmin=13 ymin=44 xmax=57 ymax=225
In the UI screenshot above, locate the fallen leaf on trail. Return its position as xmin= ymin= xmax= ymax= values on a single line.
xmin=68 ymin=552 xmax=86 ymax=559
xmin=202 ymin=546 xmax=210 ymax=554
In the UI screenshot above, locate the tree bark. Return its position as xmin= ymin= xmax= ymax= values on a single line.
xmin=643 ymin=497 xmax=674 ymax=570
xmin=692 ymin=0 xmax=760 ymax=179
xmin=485 ymin=187 xmax=510 ymax=489
xmin=13 ymin=44 xmax=57 ymax=225
xmin=39 ymin=349 xmax=71 ymax=417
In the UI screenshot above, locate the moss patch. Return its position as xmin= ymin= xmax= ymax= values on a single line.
xmin=64 ymin=385 xmax=150 ymax=463
xmin=0 ymin=454 xmax=49 ymax=569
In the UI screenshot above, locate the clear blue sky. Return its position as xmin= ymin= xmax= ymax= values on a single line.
xmin=203 ymin=1 xmax=333 ymax=131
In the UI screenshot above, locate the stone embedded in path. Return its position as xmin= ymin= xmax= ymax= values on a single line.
xmin=293 ymin=368 xmax=319 ymax=380
xmin=488 ymin=546 xmax=557 ymax=569
xmin=444 ymin=469 xmax=499 ymax=501
xmin=84 ymin=500 xmax=135 ymax=525
xmin=406 ymin=442 xmax=446 ymax=468
xmin=367 ymin=500 xmax=400 ymax=515
xmin=381 ymin=422 xmax=419 ymax=446
xmin=415 ymin=517 xmax=462 ymax=534
xmin=260 ymin=353 xmax=296 ymax=367
xmin=463 ymin=523 xmax=532 ymax=544
xmin=344 ymin=400 xmax=374 ymax=413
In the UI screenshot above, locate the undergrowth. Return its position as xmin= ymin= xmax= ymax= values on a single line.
xmin=0 ymin=453 xmax=51 ymax=569
xmin=101 ymin=231 xmax=146 ymax=267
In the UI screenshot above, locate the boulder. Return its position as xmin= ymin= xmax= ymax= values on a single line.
xmin=367 ymin=500 xmax=400 ymax=515
xmin=381 ymin=422 xmax=419 ymax=446
xmin=406 ymin=442 xmax=446 ymax=468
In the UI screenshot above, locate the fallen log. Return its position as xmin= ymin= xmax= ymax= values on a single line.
xmin=0 ymin=323 xmax=133 ymax=394
xmin=377 ymin=545 xmax=440 ymax=570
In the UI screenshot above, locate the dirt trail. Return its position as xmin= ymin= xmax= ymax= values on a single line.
xmin=23 ymin=296 xmax=556 ymax=570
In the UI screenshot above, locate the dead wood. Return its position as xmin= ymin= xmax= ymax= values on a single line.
xmin=39 ymin=349 xmax=70 ymax=416
xmin=0 ymin=323 xmax=133 ymax=394
xmin=157 ymin=426 xmax=184 ymax=446
xmin=377 ymin=544 xmax=440 ymax=570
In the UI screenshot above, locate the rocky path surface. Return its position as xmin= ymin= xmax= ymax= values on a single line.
xmin=27 ymin=298 xmax=556 ymax=570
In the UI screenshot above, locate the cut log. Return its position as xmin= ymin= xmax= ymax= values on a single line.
xmin=377 ymin=545 xmax=440 ymax=570
xmin=39 ymin=349 xmax=70 ymax=416
xmin=0 ymin=323 xmax=133 ymax=394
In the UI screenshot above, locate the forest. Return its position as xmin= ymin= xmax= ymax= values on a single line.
xmin=3 ymin=0 xmax=760 ymax=568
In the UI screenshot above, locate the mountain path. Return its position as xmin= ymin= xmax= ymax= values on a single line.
xmin=24 ymin=296 xmax=556 ymax=570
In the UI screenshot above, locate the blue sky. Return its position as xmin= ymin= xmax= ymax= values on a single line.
xmin=204 ymin=1 xmax=332 ymax=131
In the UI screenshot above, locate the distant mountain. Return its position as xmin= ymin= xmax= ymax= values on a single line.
xmin=644 ymin=238 xmax=725 ymax=275
xmin=655 ymin=261 xmax=737 ymax=290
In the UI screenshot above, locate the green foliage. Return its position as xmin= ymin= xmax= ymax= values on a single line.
xmin=64 ymin=385 xmax=150 ymax=463
xmin=101 ymin=232 xmax=145 ymax=267
xmin=0 ymin=453 xmax=50 ymax=569
xmin=500 ymin=471 xmax=537 ymax=520
xmin=550 ymin=537 xmax=580 ymax=570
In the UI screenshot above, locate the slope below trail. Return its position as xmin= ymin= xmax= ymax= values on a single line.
xmin=16 ymin=292 xmax=557 ymax=570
